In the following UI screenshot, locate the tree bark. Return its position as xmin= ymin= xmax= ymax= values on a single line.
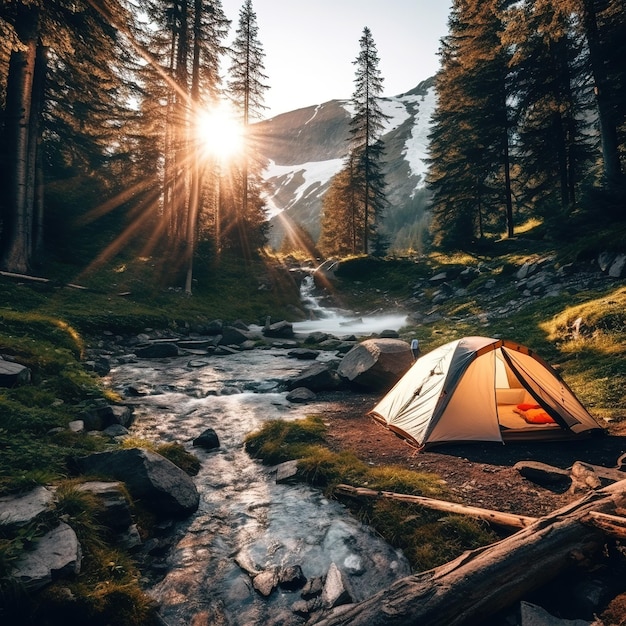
xmin=1 ymin=5 xmax=41 ymax=273
xmin=314 ymin=480 xmax=626 ymax=626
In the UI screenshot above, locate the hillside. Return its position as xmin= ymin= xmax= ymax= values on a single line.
xmin=255 ymin=78 xmax=436 ymax=250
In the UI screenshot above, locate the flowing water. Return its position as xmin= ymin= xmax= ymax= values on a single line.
xmin=108 ymin=280 xmax=410 ymax=625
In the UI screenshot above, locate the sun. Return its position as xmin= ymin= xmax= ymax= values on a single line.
xmin=195 ymin=104 xmax=244 ymax=161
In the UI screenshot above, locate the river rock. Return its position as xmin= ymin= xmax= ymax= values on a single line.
xmin=337 ymin=338 xmax=413 ymax=391
xmin=321 ymin=562 xmax=353 ymax=609
xmin=287 ymin=348 xmax=320 ymax=360
xmin=253 ymin=567 xmax=280 ymax=596
xmin=74 ymin=448 xmax=199 ymax=517
xmin=286 ymin=361 xmax=342 ymax=392
xmin=193 ymin=428 xmax=220 ymax=450
xmin=286 ymin=387 xmax=317 ymax=403
xmin=135 ymin=342 xmax=180 ymax=358
xmin=219 ymin=326 xmax=253 ymax=345
xmin=263 ymin=320 xmax=295 ymax=339
xmin=279 ymin=564 xmax=306 ymax=591
xmin=81 ymin=402 xmax=133 ymax=431
xmin=12 ymin=522 xmax=82 ymax=591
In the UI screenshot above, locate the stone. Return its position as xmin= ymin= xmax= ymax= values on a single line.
xmin=608 ymin=254 xmax=626 ymax=278
xmin=253 ymin=567 xmax=279 ymax=596
xmin=76 ymin=481 xmax=133 ymax=531
xmin=103 ymin=424 xmax=129 ymax=437
xmin=263 ymin=320 xmax=295 ymax=339
xmin=321 ymin=562 xmax=353 ymax=609
xmin=74 ymin=448 xmax=199 ymax=517
xmin=81 ymin=403 xmax=133 ymax=431
xmin=192 ymin=428 xmax=220 ymax=450
xmin=287 ymin=348 xmax=320 ymax=360
xmin=304 ymin=332 xmax=331 ymax=344
xmin=279 ymin=564 xmax=306 ymax=590
xmin=286 ymin=387 xmax=317 ymax=403
xmin=286 ymin=361 xmax=342 ymax=392
xmin=219 ymin=326 xmax=252 ymax=345
xmin=519 ymin=601 xmax=592 ymax=626
xmin=0 ymin=486 xmax=55 ymax=528
xmin=0 ymin=359 xmax=31 ymax=387
xmin=135 ymin=342 xmax=180 ymax=358
xmin=337 ymin=338 xmax=413 ymax=391
xmin=12 ymin=522 xmax=82 ymax=591
xmin=514 ymin=461 xmax=570 ymax=486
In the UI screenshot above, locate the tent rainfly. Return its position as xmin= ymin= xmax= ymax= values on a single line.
xmin=369 ymin=336 xmax=603 ymax=449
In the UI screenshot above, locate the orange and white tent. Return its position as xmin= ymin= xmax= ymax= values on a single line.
xmin=369 ymin=336 xmax=603 ymax=449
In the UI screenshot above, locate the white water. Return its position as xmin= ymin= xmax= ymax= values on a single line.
xmin=293 ymin=275 xmax=408 ymax=337
xmin=109 ymin=349 xmax=410 ymax=625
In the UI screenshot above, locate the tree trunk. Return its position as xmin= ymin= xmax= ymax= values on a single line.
xmin=314 ymin=480 xmax=626 ymax=626
xmin=580 ymin=0 xmax=622 ymax=184
xmin=1 ymin=5 xmax=41 ymax=273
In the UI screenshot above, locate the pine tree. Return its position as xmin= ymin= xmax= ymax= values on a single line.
xmin=0 ymin=0 xmax=134 ymax=273
xmin=504 ymin=0 xmax=596 ymax=220
xmin=427 ymin=0 xmax=514 ymax=249
xmin=226 ymin=0 xmax=269 ymax=258
xmin=348 ymin=27 xmax=389 ymax=255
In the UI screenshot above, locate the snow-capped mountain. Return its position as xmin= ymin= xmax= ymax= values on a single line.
xmin=254 ymin=77 xmax=435 ymax=251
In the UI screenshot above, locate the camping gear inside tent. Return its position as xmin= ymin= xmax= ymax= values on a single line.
xmin=369 ymin=336 xmax=603 ymax=449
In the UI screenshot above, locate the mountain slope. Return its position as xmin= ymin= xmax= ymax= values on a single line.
xmin=255 ymin=77 xmax=435 ymax=251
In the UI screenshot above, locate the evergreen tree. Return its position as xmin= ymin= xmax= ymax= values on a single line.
xmin=427 ymin=0 xmax=514 ymax=249
xmin=0 ymin=0 xmax=134 ymax=273
xmin=504 ymin=0 xmax=596 ymax=220
xmin=348 ymin=26 xmax=389 ymax=255
xmin=226 ymin=0 xmax=269 ymax=258
xmin=319 ymin=27 xmax=388 ymax=257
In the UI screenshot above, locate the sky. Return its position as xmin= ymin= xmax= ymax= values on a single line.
xmin=219 ymin=0 xmax=452 ymax=119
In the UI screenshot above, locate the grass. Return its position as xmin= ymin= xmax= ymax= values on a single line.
xmin=0 ymin=228 xmax=623 ymax=620
xmin=245 ymin=416 xmax=499 ymax=571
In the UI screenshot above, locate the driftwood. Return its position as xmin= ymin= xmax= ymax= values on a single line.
xmin=335 ymin=484 xmax=537 ymax=530
xmin=314 ymin=479 xmax=626 ymax=626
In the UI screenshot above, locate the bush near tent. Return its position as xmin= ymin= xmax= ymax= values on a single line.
xmin=369 ymin=336 xmax=604 ymax=449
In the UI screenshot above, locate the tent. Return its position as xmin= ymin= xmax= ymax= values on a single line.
xmin=369 ymin=336 xmax=603 ymax=449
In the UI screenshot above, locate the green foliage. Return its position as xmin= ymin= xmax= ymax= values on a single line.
xmin=244 ymin=415 xmax=327 ymax=465
xmin=244 ymin=416 xmax=497 ymax=571
xmin=156 ymin=443 xmax=201 ymax=476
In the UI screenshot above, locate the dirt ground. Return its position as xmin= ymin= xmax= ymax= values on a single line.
xmin=319 ymin=391 xmax=626 ymax=519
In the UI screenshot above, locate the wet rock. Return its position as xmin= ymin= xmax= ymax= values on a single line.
xmin=272 ymin=460 xmax=300 ymax=483
xmin=102 ymin=424 xmax=129 ymax=437
xmin=301 ymin=575 xmax=324 ymax=599
xmin=287 ymin=348 xmax=320 ymax=360
xmin=279 ymin=564 xmax=306 ymax=590
xmin=12 ymin=522 xmax=82 ymax=591
xmin=219 ymin=326 xmax=253 ymax=345
xmin=304 ymin=331 xmax=331 ymax=344
xmin=378 ymin=329 xmax=400 ymax=338
xmin=608 ymin=254 xmax=626 ymax=278
xmin=135 ymin=342 xmax=180 ymax=358
xmin=253 ymin=567 xmax=279 ymax=596
xmin=321 ymin=562 xmax=353 ymax=609
xmin=263 ymin=320 xmax=294 ymax=339
xmin=74 ymin=448 xmax=199 ymax=518
xmin=287 ymin=361 xmax=342 ymax=392
xmin=193 ymin=428 xmax=220 ymax=450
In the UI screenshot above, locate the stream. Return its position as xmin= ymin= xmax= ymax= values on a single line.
xmin=107 ymin=279 xmax=410 ymax=625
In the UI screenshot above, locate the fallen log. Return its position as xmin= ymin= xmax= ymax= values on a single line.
xmin=584 ymin=511 xmax=626 ymax=540
xmin=314 ymin=479 xmax=626 ymax=626
xmin=335 ymin=484 xmax=537 ymax=530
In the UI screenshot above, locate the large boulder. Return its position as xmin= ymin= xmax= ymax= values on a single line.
xmin=337 ymin=338 xmax=413 ymax=391
xmin=74 ymin=448 xmax=199 ymax=517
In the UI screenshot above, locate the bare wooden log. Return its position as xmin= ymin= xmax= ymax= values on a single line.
xmin=584 ymin=511 xmax=626 ymax=539
xmin=335 ymin=484 xmax=537 ymax=530
xmin=314 ymin=480 xmax=626 ymax=626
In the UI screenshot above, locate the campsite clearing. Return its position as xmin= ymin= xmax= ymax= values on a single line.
xmin=321 ymin=392 xmax=626 ymax=519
